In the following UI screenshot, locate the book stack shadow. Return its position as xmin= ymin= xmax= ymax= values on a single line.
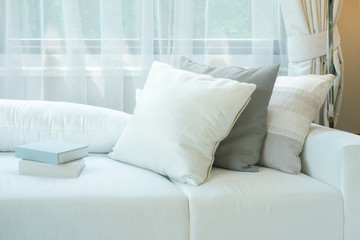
xmin=15 ymin=140 xmax=88 ymax=178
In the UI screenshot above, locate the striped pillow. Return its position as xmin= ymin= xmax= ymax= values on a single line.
xmin=258 ymin=74 xmax=334 ymax=174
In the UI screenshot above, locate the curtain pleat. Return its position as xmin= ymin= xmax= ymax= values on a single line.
xmin=280 ymin=0 xmax=344 ymax=126
xmin=0 ymin=0 xmax=287 ymax=113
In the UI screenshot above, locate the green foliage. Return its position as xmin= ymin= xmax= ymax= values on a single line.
xmin=18 ymin=0 xmax=41 ymax=38
xmin=122 ymin=0 xmax=140 ymax=39
xmin=79 ymin=0 xmax=100 ymax=39
xmin=17 ymin=0 xmax=251 ymax=39
xmin=193 ymin=0 xmax=251 ymax=39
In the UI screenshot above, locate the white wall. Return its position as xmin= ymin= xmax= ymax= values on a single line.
xmin=336 ymin=0 xmax=360 ymax=133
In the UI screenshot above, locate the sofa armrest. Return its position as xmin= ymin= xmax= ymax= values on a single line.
xmin=301 ymin=124 xmax=360 ymax=240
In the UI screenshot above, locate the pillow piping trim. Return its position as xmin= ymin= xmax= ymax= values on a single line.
xmin=204 ymin=96 xmax=252 ymax=183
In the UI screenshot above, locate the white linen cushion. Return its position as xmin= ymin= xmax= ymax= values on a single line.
xmin=173 ymin=166 xmax=343 ymax=240
xmin=258 ymin=74 xmax=334 ymax=173
xmin=109 ymin=61 xmax=256 ymax=185
xmin=0 ymin=153 xmax=189 ymax=240
xmin=0 ymin=99 xmax=131 ymax=153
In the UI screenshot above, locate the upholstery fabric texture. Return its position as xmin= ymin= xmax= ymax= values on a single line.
xmin=109 ymin=61 xmax=256 ymax=185
xmin=173 ymin=166 xmax=343 ymax=240
xmin=258 ymin=74 xmax=334 ymax=173
xmin=180 ymin=56 xmax=279 ymax=171
xmin=301 ymin=124 xmax=360 ymax=240
xmin=0 ymin=153 xmax=189 ymax=240
xmin=0 ymin=99 xmax=131 ymax=153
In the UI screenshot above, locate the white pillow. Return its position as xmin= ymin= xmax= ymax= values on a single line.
xmin=0 ymin=99 xmax=131 ymax=153
xmin=109 ymin=61 xmax=256 ymax=185
xmin=258 ymin=74 xmax=334 ymax=173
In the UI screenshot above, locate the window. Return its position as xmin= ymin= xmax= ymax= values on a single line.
xmin=0 ymin=0 xmax=286 ymax=110
xmin=5 ymin=0 xmax=284 ymax=56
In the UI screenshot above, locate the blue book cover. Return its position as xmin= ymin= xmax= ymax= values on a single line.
xmin=15 ymin=140 xmax=89 ymax=165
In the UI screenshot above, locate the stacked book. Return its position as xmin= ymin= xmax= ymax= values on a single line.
xmin=15 ymin=140 xmax=88 ymax=178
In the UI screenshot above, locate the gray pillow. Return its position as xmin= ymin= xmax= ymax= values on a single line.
xmin=180 ymin=56 xmax=279 ymax=171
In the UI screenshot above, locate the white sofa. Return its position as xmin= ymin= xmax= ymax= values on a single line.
xmin=1 ymin=123 xmax=360 ymax=240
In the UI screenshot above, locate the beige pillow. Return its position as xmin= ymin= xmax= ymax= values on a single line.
xmin=258 ymin=74 xmax=334 ymax=173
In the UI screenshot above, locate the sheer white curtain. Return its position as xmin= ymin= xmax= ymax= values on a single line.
xmin=0 ymin=0 xmax=287 ymax=113
xmin=280 ymin=0 xmax=344 ymax=126
xmin=0 ymin=0 xmax=125 ymax=110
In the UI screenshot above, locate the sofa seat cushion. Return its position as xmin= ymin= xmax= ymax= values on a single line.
xmin=0 ymin=153 xmax=189 ymax=240
xmin=173 ymin=167 xmax=343 ymax=240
